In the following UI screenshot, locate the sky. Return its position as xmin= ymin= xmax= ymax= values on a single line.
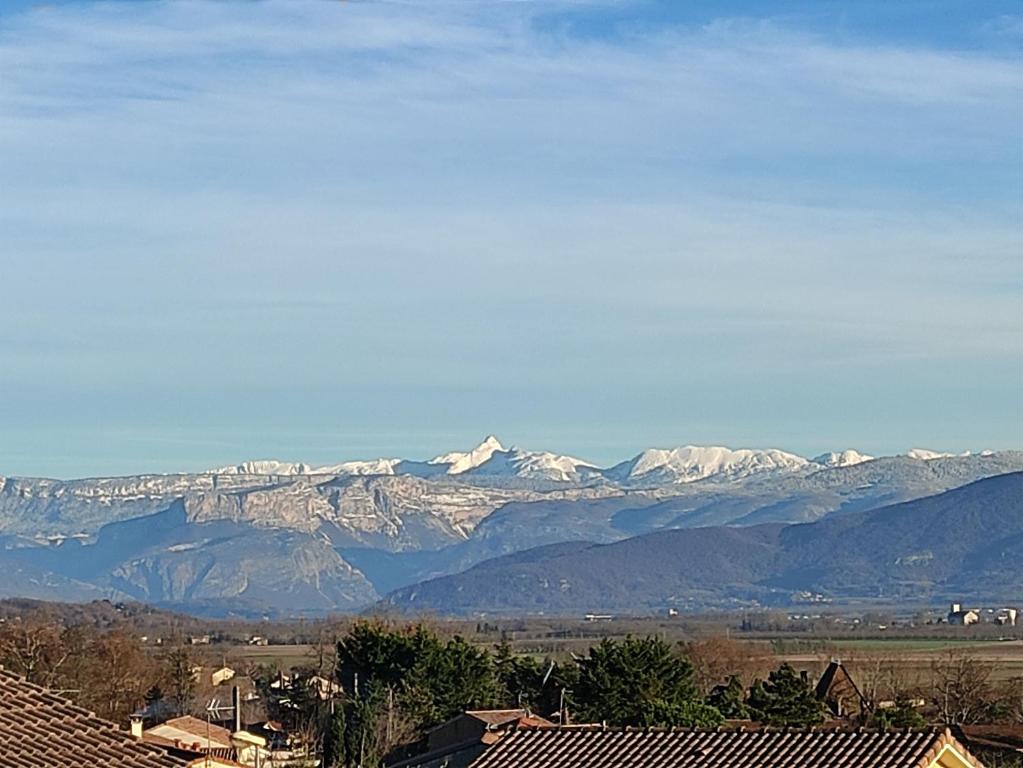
xmin=1 ymin=0 xmax=1021 ymax=478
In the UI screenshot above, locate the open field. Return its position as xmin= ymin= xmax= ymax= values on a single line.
xmin=211 ymin=618 xmax=1023 ymax=684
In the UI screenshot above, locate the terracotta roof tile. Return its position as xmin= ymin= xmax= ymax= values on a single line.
xmin=469 ymin=727 xmax=984 ymax=768
xmin=0 ymin=668 xmax=188 ymax=767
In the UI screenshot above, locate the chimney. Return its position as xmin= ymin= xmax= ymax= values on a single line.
xmin=951 ymin=602 xmax=961 ymax=614
xmin=129 ymin=715 xmax=143 ymax=739
xmin=233 ymin=685 xmax=242 ymax=733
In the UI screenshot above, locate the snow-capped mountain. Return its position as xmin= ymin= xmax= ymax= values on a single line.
xmin=812 ymin=450 xmax=874 ymax=468
xmin=428 ymin=435 xmax=506 ymax=474
xmin=207 ymin=436 xmax=597 ymax=484
xmin=419 ymin=437 xmax=599 ymax=483
xmin=323 ymin=458 xmax=401 ymax=476
xmin=212 ymin=459 xmax=317 ymax=476
xmin=605 ymin=445 xmax=809 ymax=484
xmin=463 ymin=447 xmax=599 ymax=483
xmin=208 ymin=439 xmax=1010 ymax=487
xmin=212 ymin=457 xmax=400 ymax=476
xmin=907 ymin=448 xmax=971 ymax=461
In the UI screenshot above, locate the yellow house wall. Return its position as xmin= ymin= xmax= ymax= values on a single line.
xmin=930 ymin=743 xmax=982 ymax=768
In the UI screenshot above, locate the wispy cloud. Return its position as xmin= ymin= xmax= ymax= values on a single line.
xmin=0 ymin=1 xmax=1021 ymax=474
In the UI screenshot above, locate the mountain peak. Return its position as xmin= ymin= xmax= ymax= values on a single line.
xmin=612 ymin=445 xmax=808 ymax=484
xmin=429 ymin=436 xmax=507 ymax=474
xmin=907 ymin=448 xmax=968 ymax=461
xmin=812 ymin=450 xmax=874 ymax=468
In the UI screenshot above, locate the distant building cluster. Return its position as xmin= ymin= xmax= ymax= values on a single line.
xmin=947 ymin=602 xmax=1017 ymax=627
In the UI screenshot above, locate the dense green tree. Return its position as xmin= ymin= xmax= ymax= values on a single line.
xmin=336 ymin=621 xmax=441 ymax=695
xmin=402 ymin=635 xmax=502 ymax=728
xmin=747 ymin=664 xmax=826 ymax=727
xmin=322 ymin=706 xmax=347 ymax=768
xmin=707 ymin=675 xmax=749 ymax=720
xmin=494 ymin=641 xmax=575 ymax=718
xmin=574 ymin=636 xmax=723 ymax=727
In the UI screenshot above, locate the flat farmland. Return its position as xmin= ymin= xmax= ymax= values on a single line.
xmin=214 ymin=634 xmax=1023 ymax=684
xmin=778 ymin=639 xmax=1023 ymax=683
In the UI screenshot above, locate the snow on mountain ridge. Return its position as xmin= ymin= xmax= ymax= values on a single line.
xmin=429 ymin=435 xmax=505 ymax=474
xmin=812 ymin=450 xmax=875 ymax=468
xmin=907 ymin=448 xmax=972 ymax=461
xmin=211 ymin=458 xmax=400 ymax=476
xmin=210 ymin=440 xmax=993 ymax=484
xmin=212 ymin=460 xmax=315 ymax=476
xmin=610 ymin=445 xmax=809 ymax=484
xmin=463 ymin=447 xmax=599 ymax=482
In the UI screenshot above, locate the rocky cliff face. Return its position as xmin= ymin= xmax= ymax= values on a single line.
xmin=0 ymin=471 xmax=625 ymax=548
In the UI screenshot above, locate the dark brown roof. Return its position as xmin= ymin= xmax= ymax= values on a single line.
xmin=816 ymin=661 xmax=868 ymax=716
xmin=956 ymin=725 xmax=1023 ymax=754
xmin=0 ymin=667 xmax=188 ymax=767
xmin=469 ymin=727 xmax=984 ymax=768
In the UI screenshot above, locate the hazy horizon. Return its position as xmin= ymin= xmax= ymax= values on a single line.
xmin=2 ymin=0 xmax=1021 ymax=478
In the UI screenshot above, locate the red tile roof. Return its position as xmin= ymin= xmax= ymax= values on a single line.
xmin=469 ymin=727 xmax=985 ymax=768
xmin=0 ymin=667 xmax=188 ymax=767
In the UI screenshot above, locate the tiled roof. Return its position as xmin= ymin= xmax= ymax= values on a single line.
xmin=466 ymin=710 xmax=540 ymax=726
xmin=956 ymin=725 xmax=1023 ymax=754
xmin=148 ymin=715 xmax=233 ymax=748
xmin=470 ymin=727 xmax=985 ymax=768
xmin=0 ymin=667 xmax=188 ymax=768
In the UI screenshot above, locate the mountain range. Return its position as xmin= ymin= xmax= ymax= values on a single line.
xmin=1 ymin=437 xmax=1021 ymax=616
xmin=381 ymin=472 xmax=1023 ymax=615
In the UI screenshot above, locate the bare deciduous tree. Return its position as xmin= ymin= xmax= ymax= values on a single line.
xmin=930 ymin=650 xmax=993 ymax=725
xmin=682 ymin=636 xmax=773 ymax=696
xmin=0 ymin=619 xmax=71 ymax=687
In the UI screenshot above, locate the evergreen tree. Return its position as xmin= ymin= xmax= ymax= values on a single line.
xmin=402 ymin=635 xmax=501 ymax=728
xmin=322 ymin=706 xmax=347 ymax=768
xmin=871 ymin=698 xmax=928 ymax=730
xmin=494 ymin=641 xmax=575 ymax=719
xmin=707 ymin=675 xmax=749 ymax=720
xmin=747 ymin=664 xmax=826 ymax=727
xmin=336 ymin=621 xmax=441 ymax=696
xmin=574 ymin=636 xmax=723 ymax=727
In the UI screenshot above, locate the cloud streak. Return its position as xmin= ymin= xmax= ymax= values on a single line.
xmin=0 ymin=0 xmax=1020 ymax=475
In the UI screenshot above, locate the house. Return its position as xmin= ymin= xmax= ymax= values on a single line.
xmin=140 ymin=715 xmax=235 ymax=760
xmin=231 ymin=729 xmax=271 ymax=766
xmin=467 ymin=727 xmax=987 ymax=768
xmin=948 ymin=603 xmax=980 ymax=626
xmin=387 ymin=709 xmax=553 ymax=768
xmin=139 ymin=715 xmax=271 ymax=767
xmin=308 ymin=673 xmax=343 ymax=700
xmin=816 ymin=660 xmax=868 ymax=719
xmin=269 ymin=671 xmax=343 ymax=701
xmin=0 ymin=666 xmax=188 ymax=767
xmin=994 ymin=609 xmax=1018 ymax=627
xmin=212 ymin=665 xmax=236 ymax=686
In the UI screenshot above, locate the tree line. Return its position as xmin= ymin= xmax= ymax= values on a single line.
xmin=0 ymin=617 xmax=203 ymax=724
xmin=4 ymin=615 xmax=1023 ymax=768
xmin=315 ymin=622 xmax=833 ymax=767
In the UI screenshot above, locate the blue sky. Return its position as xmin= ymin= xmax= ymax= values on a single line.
xmin=1 ymin=0 xmax=1021 ymax=478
